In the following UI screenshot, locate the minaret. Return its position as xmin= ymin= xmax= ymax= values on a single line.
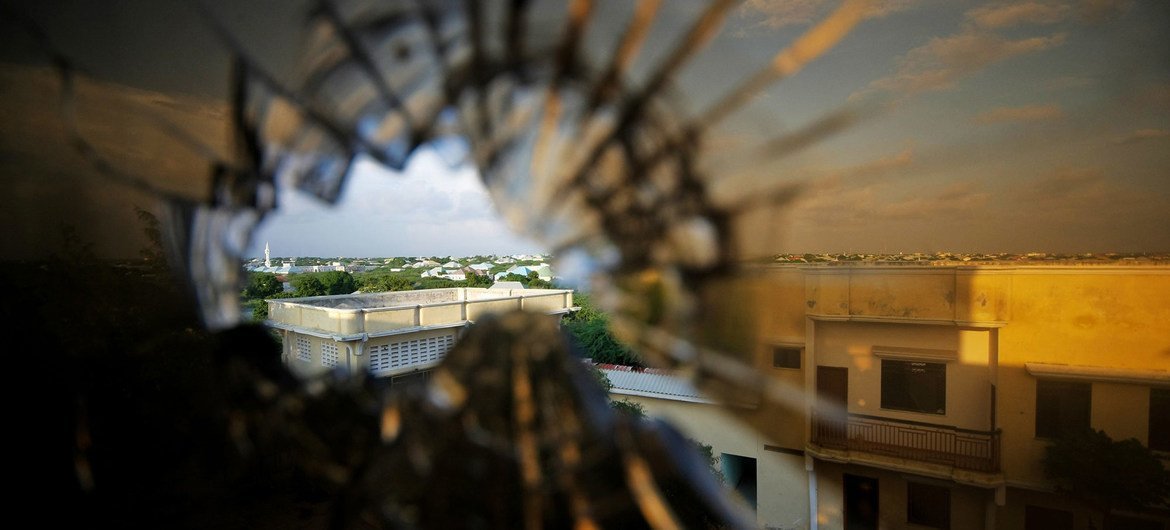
xmin=264 ymin=242 xmax=271 ymax=268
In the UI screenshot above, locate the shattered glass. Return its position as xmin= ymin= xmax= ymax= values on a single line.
xmin=18 ymin=0 xmax=1155 ymax=527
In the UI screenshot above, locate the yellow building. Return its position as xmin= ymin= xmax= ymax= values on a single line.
xmin=266 ymin=287 xmax=575 ymax=383
xmin=613 ymin=263 xmax=1170 ymax=530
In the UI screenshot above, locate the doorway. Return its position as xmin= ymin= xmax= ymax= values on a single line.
xmin=844 ymin=474 xmax=879 ymax=530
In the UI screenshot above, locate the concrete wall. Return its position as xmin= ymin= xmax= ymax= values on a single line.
xmin=811 ymin=321 xmax=993 ymax=431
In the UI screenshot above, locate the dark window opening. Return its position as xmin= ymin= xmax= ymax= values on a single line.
xmin=1149 ymin=387 xmax=1170 ymax=452
xmin=881 ymin=360 xmax=946 ymax=414
xmin=1035 ymin=380 xmax=1091 ymax=439
xmin=844 ymin=474 xmax=879 ymax=530
xmin=907 ymin=482 xmax=950 ymax=529
xmin=720 ymin=454 xmax=757 ymax=510
xmin=1025 ymin=505 xmax=1073 ymax=530
xmin=773 ymin=346 xmax=802 ymax=369
xmin=1105 ymin=514 xmax=1165 ymax=530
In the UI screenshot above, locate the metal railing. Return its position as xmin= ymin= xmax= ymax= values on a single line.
xmin=812 ymin=413 xmax=1000 ymax=473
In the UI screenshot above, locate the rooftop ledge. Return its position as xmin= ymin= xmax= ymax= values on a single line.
xmin=1025 ymin=362 xmax=1170 ymax=386
xmin=267 ymin=287 xmax=573 ymax=312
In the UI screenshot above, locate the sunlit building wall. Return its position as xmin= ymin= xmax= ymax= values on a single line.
xmin=618 ymin=264 xmax=1170 ymax=530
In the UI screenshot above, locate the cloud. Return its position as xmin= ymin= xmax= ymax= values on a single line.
xmin=972 ymin=104 xmax=1064 ymax=124
xmin=1044 ymin=76 xmax=1095 ymax=91
xmin=966 ymin=2 xmax=1070 ymax=29
xmin=251 ymin=149 xmax=543 ymax=257
xmin=739 ymin=0 xmax=918 ymax=29
xmin=860 ymin=31 xmax=1066 ymax=96
xmin=792 ymin=175 xmax=989 ymax=227
xmin=740 ymin=0 xmax=823 ymax=28
xmin=1080 ymin=0 xmax=1133 ymax=24
xmin=1009 ymin=167 xmax=1169 ymax=232
xmin=1017 ymin=167 xmax=1105 ymax=204
xmin=1112 ymin=128 xmax=1170 ymax=145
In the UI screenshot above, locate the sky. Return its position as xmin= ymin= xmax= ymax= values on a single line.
xmin=247 ymin=0 xmax=1170 ymax=257
xmin=249 ymin=149 xmax=543 ymax=259
xmin=2 ymin=0 xmax=1168 ymax=259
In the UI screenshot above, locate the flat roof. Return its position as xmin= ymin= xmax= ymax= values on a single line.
xmin=269 ymin=287 xmax=572 ymax=311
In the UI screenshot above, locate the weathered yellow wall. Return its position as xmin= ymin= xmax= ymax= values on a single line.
xmin=811 ymin=321 xmax=993 ymax=431
xmin=995 ymin=268 xmax=1170 ymax=485
xmin=363 ymin=307 xmax=417 ymax=333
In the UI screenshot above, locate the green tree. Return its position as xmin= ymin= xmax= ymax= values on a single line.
xmin=292 ymin=275 xmax=326 ymax=297
xmin=318 ymin=270 xmax=356 ymax=295
xmin=247 ymin=299 xmax=269 ymax=321
xmin=499 ymin=272 xmax=530 ymax=284
xmin=416 ymin=277 xmax=459 ymax=290
xmin=360 ymin=275 xmax=412 ymax=292
xmin=565 ymin=319 xmax=642 ymax=366
xmin=465 ymin=272 xmax=492 ymax=287
xmin=244 ymin=272 xmax=282 ymax=299
xmin=611 ymin=398 xmax=646 ymax=418
xmin=563 ymin=292 xmax=642 ymax=367
xmin=1043 ymin=428 xmax=1170 ymax=529
xmin=525 ymin=271 xmax=552 ymax=289
xmin=691 ymin=439 xmax=724 ymax=483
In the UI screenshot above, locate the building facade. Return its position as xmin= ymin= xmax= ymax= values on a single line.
xmin=266 ymin=287 xmax=575 ymax=382
xmin=611 ymin=263 xmax=1170 ymax=530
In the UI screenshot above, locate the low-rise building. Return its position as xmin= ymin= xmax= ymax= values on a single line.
xmin=266 ymin=287 xmax=575 ymax=384
xmin=608 ymin=263 xmax=1170 ymax=530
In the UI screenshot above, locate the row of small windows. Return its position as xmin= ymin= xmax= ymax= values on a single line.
xmin=292 ymin=336 xmax=461 ymax=374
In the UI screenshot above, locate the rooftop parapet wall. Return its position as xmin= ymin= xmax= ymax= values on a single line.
xmin=802 ymin=266 xmax=1010 ymax=324
xmin=793 ymin=263 xmax=1169 ymax=325
xmin=267 ymin=288 xmax=574 ymax=337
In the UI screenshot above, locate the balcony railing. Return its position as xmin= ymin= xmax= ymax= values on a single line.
xmin=812 ymin=413 xmax=1000 ymax=473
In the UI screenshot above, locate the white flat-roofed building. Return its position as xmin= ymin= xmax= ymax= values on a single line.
xmin=266 ymin=287 xmax=575 ymax=380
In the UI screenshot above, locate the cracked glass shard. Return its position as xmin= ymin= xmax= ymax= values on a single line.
xmin=1 ymin=0 xmax=877 ymax=527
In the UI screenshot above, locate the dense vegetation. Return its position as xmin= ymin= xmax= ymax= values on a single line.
xmin=562 ymin=293 xmax=642 ymax=367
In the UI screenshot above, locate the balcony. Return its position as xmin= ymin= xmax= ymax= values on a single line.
xmin=812 ymin=413 xmax=1000 ymax=473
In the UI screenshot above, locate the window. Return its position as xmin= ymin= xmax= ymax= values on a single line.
xmin=321 ymin=342 xmax=339 ymax=368
xmin=368 ymin=333 xmax=457 ymax=376
xmin=721 ymin=454 xmax=757 ymax=510
xmin=296 ymin=337 xmax=312 ymax=363
xmin=1035 ymin=380 xmax=1090 ymax=438
xmin=881 ymin=360 xmax=945 ymax=414
xmin=906 ymin=482 xmax=950 ymax=529
xmin=772 ymin=346 xmax=801 ymax=369
xmin=844 ymin=474 xmax=879 ymax=530
xmin=1025 ymin=505 xmax=1072 ymax=530
xmin=1150 ymin=388 xmax=1170 ymax=452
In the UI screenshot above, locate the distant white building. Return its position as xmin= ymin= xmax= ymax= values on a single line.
xmin=266 ymin=287 xmax=575 ymax=383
